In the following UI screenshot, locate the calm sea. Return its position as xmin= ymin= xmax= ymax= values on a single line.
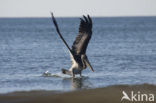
xmin=0 ymin=17 xmax=156 ymax=93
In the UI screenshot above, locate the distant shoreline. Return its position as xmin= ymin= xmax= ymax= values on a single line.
xmin=0 ymin=84 xmax=156 ymax=103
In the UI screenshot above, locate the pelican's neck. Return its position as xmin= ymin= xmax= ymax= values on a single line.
xmin=81 ymin=55 xmax=86 ymax=69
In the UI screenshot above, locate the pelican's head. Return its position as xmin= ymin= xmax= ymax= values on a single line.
xmin=62 ymin=68 xmax=72 ymax=75
xmin=81 ymin=54 xmax=94 ymax=72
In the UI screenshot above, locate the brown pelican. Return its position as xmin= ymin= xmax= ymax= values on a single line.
xmin=51 ymin=13 xmax=94 ymax=77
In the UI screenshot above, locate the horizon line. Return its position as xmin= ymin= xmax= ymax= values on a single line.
xmin=0 ymin=15 xmax=156 ymax=18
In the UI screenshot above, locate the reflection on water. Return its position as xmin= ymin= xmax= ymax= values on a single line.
xmin=42 ymin=72 xmax=93 ymax=90
xmin=62 ymin=77 xmax=92 ymax=90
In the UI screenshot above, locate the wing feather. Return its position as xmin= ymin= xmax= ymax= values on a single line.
xmin=72 ymin=15 xmax=92 ymax=55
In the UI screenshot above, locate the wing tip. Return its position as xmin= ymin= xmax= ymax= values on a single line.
xmin=82 ymin=14 xmax=92 ymax=25
xmin=87 ymin=15 xmax=92 ymax=28
xmin=50 ymin=12 xmax=58 ymax=26
xmin=50 ymin=12 xmax=54 ymax=18
xmin=50 ymin=12 xmax=55 ymax=21
xmin=83 ymin=15 xmax=88 ymax=23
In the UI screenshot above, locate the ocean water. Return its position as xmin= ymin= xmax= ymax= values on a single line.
xmin=0 ymin=17 xmax=156 ymax=93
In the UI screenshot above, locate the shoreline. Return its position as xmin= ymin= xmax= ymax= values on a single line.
xmin=0 ymin=84 xmax=156 ymax=103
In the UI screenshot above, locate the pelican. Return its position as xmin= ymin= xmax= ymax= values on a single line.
xmin=51 ymin=13 xmax=94 ymax=77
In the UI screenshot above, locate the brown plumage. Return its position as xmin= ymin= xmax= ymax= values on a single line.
xmin=72 ymin=15 xmax=92 ymax=55
xmin=51 ymin=13 xmax=94 ymax=77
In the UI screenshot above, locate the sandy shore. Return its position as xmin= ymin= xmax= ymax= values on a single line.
xmin=0 ymin=84 xmax=156 ymax=103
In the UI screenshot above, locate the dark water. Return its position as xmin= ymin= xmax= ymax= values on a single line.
xmin=0 ymin=17 xmax=156 ymax=93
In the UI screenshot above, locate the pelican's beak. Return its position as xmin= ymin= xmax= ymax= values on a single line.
xmin=84 ymin=58 xmax=94 ymax=72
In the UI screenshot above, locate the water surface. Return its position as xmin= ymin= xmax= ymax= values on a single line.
xmin=0 ymin=17 xmax=156 ymax=93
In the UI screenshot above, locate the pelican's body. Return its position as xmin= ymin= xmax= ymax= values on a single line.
xmin=51 ymin=13 xmax=94 ymax=77
xmin=63 ymin=54 xmax=87 ymax=76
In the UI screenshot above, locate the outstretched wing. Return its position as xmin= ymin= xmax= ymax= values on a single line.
xmin=51 ymin=13 xmax=73 ymax=56
xmin=72 ymin=15 xmax=92 ymax=55
xmin=51 ymin=13 xmax=76 ymax=66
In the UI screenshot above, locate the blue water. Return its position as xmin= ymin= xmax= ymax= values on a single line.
xmin=0 ymin=17 xmax=156 ymax=93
